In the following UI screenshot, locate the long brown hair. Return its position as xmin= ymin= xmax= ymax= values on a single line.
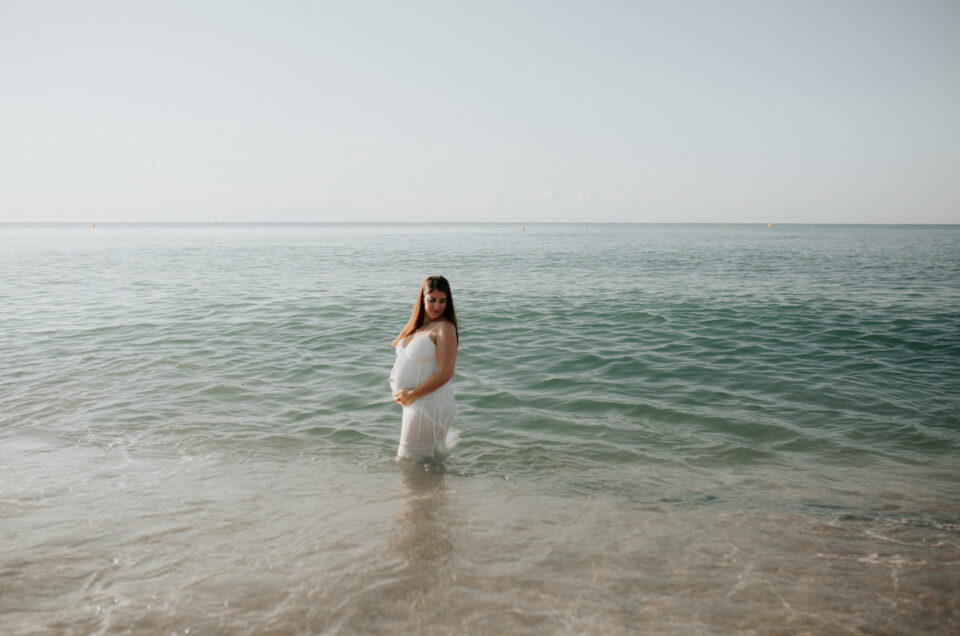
xmin=392 ymin=275 xmax=458 ymax=347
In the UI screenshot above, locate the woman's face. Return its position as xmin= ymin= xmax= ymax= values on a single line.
xmin=423 ymin=289 xmax=448 ymax=322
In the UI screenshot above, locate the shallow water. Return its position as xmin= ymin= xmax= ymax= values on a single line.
xmin=1 ymin=223 xmax=958 ymax=633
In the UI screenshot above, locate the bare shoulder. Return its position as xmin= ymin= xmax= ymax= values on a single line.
xmin=433 ymin=319 xmax=458 ymax=342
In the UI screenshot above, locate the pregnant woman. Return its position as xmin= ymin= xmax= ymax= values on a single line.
xmin=390 ymin=275 xmax=460 ymax=460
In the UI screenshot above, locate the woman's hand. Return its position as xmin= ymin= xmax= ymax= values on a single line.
xmin=393 ymin=389 xmax=417 ymax=407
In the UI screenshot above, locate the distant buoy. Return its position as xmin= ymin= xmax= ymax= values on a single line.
xmin=585 ymin=225 xmax=588 ymax=231
xmin=91 ymin=223 xmax=96 ymax=228
xmin=633 ymin=225 xmax=638 ymax=230
xmin=522 ymin=227 xmax=526 ymax=231
xmin=768 ymin=223 xmax=772 ymax=228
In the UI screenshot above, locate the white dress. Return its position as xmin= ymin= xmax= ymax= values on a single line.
xmin=390 ymin=329 xmax=458 ymax=459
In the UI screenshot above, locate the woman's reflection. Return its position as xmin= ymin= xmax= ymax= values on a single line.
xmin=393 ymin=461 xmax=455 ymax=571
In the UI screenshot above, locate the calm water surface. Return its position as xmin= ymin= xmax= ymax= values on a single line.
xmin=1 ymin=223 xmax=958 ymax=634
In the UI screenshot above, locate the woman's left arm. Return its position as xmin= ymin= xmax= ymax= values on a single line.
xmin=393 ymin=322 xmax=457 ymax=406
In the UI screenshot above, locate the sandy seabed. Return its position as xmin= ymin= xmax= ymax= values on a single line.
xmin=2 ymin=441 xmax=957 ymax=635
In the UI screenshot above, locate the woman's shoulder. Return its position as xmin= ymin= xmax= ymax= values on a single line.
xmin=431 ymin=319 xmax=457 ymax=339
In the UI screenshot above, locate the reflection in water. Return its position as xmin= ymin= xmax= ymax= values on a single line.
xmin=331 ymin=462 xmax=463 ymax=632
xmin=393 ymin=461 xmax=455 ymax=571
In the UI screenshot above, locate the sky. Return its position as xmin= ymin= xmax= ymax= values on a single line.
xmin=1 ymin=0 xmax=958 ymax=224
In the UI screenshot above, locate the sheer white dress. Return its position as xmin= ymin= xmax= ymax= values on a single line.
xmin=389 ymin=329 xmax=458 ymax=459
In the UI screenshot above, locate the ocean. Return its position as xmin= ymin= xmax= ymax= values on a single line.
xmin=1 ymin=222 xmax=958 ymax=634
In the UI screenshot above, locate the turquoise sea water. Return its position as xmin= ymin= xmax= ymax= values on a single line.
xmin=2 ymin=223 xmax=958 ymax=634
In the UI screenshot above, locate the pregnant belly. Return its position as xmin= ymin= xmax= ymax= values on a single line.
xmin=391 ymin=363 xmax=433 ymax=393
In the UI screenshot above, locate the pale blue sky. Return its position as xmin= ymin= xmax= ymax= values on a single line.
xmin=1 ymin=0 xmax=958 ymax=223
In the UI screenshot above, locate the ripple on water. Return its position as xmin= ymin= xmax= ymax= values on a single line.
xmin=1 ymin=224 xmax=959 ymax=633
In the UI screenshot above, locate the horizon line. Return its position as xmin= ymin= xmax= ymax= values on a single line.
xmin=2 ymin=221 xmax=958 ymax=227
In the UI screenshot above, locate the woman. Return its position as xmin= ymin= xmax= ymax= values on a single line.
xmin=390 ymin=275 xmax=460 ymax=460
